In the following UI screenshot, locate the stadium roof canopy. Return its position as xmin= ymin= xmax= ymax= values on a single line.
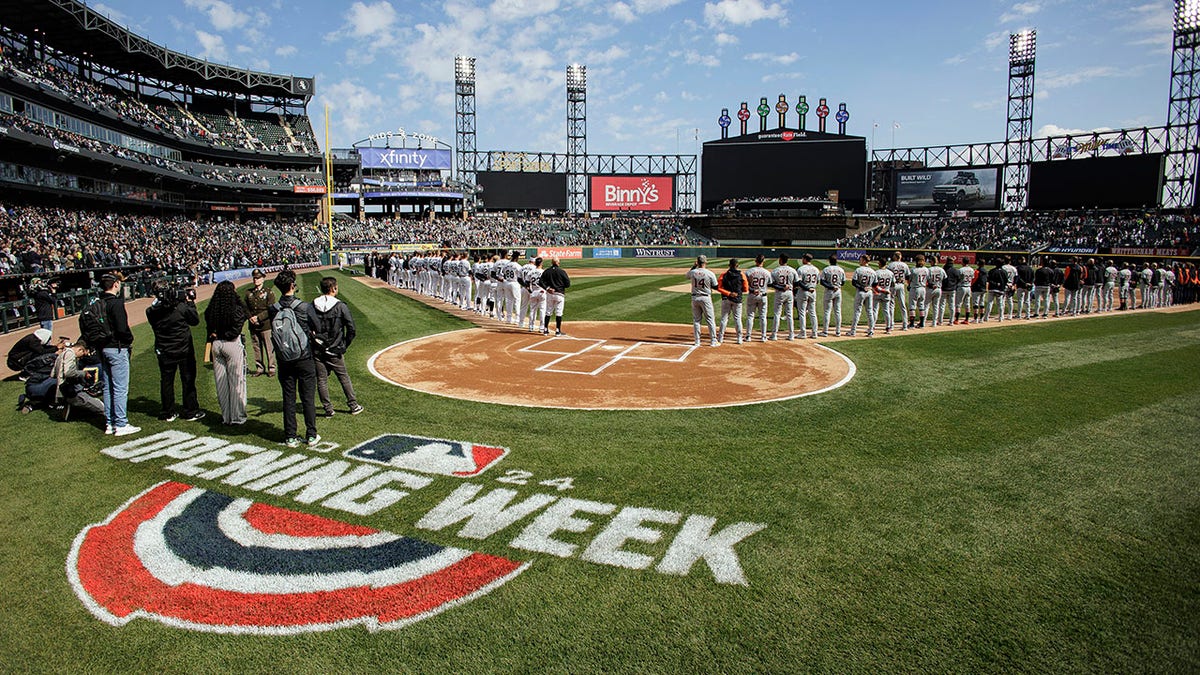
xmin=0 ymin=0 xmax=314 ymax=99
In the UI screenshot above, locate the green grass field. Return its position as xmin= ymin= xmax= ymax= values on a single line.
xmin=1 ymin=267 xmax=1197 ymax=673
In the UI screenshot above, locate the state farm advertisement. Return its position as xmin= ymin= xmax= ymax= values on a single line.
xmin=589 ymin=176 xmax=674 ymax=212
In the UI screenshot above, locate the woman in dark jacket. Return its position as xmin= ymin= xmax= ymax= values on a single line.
xmin=204 ymin=281 xmax=249 ymax=425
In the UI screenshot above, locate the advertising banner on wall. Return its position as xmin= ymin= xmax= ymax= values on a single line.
xmin=589 ymin=176 xmax=675 ymax=211
xmin=592 ymin=247 xmax=622 ymax=258
xmin=537 ymin=247 xmax=583 ymax=260
xmin=633 ymin=248 xmax=678 ymax=258
xmin=895 ymin=167 xmax=1000 ymax=210
xmin=358 ymin=147 xmax=453 ymax=171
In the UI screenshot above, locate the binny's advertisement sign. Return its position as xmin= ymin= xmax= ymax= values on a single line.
xmin=589 ymin=176 xmax=675 ymax=212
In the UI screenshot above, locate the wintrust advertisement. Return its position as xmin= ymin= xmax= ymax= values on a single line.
xmin=589 ymin=176 xmax=674 ymax=212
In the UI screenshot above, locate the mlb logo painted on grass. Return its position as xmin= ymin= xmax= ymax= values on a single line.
xmin=344 ymin=434 xmax=508 ymax=477
xmin=67 ymin=482 xmax=528 ymax=634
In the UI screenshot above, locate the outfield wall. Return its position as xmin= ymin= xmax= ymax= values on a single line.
xmin=516 ymin=246 xmax=1200 ymax=263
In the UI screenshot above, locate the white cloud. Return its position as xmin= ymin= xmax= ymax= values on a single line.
xmin=490 ymin=0 xmax=559 ymax=22
xmin=746 ymin=51 xmax=799 ymax=65
xmin=194 ymin=30 xmax=228 ymax=60
xmin=1040 ymin=66 xmax=1119 ymax=89
xmin=999 ymin=2 xmax=1040 ymax=24
xmin=337 ymin=1 xmax=399 ymax=40
xmin=983 ymin=30 xmax=1008 ymax=51
xmin=92 ymin=3 xmax=131 ymax=26
xmin=943 ymin=54 xmax=967 ymax=66
xmin=760 ymin=71 xmax=803 ymax=83
xmin=1123 ymin=3 xmax=1173 ymax=53
xmin=588 ymin=45 xmax=630 ymax=64
xmin=183 ymin=0 xmax=249 ymax=32
xmin=609 ymin=0 xmax=684 ymax=22
xmin=275 ymin=45 xmax=298 ymax=57
xmin=703 ymin=0 xmax=786 ymax=28
xmin=672 ymin=49 xmax=719 ymax=67
xmin=714 ymin=32 xmax=739 ymax=46
xmin=1036 ymin=124 xmax=1114 ymax=138
xmin=319 ymin=79 xmax=385 ymax=140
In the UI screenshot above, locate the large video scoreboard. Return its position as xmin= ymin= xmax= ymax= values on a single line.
xmin=476 ymin=171 xmax=567 ymax=211
xmin=701 ymin=129 xmax=866 ymax=211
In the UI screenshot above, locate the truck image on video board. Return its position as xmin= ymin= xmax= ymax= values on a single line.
xmin=932 ymin=171 xmax=983 ymax=205
xmin=895 ymin=167 xmax=999 ymax=211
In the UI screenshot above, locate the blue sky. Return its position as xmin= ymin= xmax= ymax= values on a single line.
xmin=85 ymin=0 xmax=1174 ymax=157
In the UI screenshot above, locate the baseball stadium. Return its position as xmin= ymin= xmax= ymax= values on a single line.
xmin=0 ymin=1 xmax=1198 ymax=672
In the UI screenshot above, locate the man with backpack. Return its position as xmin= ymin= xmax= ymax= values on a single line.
xmin=716 ymin=258 xmax=748 ymax=344
xmin=81 ymin=272 xmax=139 ymax=436
xmin=268 ymin=269 xmax=319 ymax=448
xmin=309 ymin=277 xmax=362 ymax=418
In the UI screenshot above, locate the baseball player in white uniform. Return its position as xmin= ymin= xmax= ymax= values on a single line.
xmin=795 ymin=253 xmax=820 ymax=339
xmin=885 ymin=252 xmax=910 ymax=331
xmin=769 ymin=254 xmax=798 ymax=341
xmin=954 ymin=259 xmax=974 ymax=324
xmin=907 ymin=254 xmax=930 ymax=328
xmin=819 ymin=255 xmax=845 ymax=337
xmin=848 ymin=255 xmax=876 ymax=337
xmin=744 ymin=255 xmax=772 ymax=342
xmin=499 ymin=251 xmax=522 ymax=324
xmin=524 ymin=257 xmax=546 ymax=331
xmin=687 ymin=255 xmax=720 ymax=347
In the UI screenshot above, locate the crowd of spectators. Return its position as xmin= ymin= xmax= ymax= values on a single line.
xmin=837 ymin=212 xmax=1200 ymax=252
xmin=0 ymin=205 xmax=322 ymax=277
xmin=335 ymin=214 xmax=712 ymax=249
xmin=0 ymin=48 xmax=318 ymax=155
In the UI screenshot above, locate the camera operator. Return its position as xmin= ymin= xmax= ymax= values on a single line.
xmin=145 ymin=278 xmax=204 ymax=423
xmin=30 ymin=277 xmax=59 ymax=332
xmin=50 ymin=339 xmax=104 ymax=418
xmin=7 ymin=328 xmax=57 ymax=378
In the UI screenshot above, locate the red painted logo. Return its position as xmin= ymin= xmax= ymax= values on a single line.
xmin=781 ymin=131 xmax=795 ymax=141
xmin=68 ymin=482 xmax=528 ymax=634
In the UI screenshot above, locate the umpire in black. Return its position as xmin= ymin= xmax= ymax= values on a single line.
xmin=145 ymin=278 xmax=203 ymax=422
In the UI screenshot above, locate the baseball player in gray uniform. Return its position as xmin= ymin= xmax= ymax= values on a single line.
xmin=885 ymin=252 xmax=910 ymax=331
xmin=795 ymin=253 xmax=820 ymax=339
xmin=744 ymin=255 xmax=772 ymax=342
xmin=769 ymin=254 xmax=799 ymax=340
xmin=848 ymin=255 xmax=876 ymax=337
xmin=955 ymin=259 xmax=974 ymax=324
xmin=688 ymin=255 xmax=720 ymax=347
xmin=871 ymin=262 xmax=895 ymax=333
xmin=819 ymin=255 xmax=845 ymax=337
xmin=926 ymin=262 xmax=947 ymax=327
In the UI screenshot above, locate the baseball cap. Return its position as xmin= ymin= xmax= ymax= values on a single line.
xmin=33 ymin=328 xmax=53 ymax=345
xmin=252 ymin=269 xmax=266 ymax=279
xmin=697 ymin=255 xmax=707 ymax=265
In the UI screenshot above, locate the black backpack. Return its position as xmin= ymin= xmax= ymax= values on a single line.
xmin=23 ymin=351 xmax=57 ymax=384
xmin=79 ymin=296 xmax=112 ymax=347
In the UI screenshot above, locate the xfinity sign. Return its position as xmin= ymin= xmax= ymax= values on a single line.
xmin=590 ymin=176 xmax=674 ymax=212
xmin=359 ymin=147 xmax=452 ymax=171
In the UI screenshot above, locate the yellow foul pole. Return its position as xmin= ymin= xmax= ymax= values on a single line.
xmin=325 ymin=104 xmax=334 ymax=256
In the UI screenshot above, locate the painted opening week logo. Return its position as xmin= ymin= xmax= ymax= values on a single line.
xmin=69 ymin=431 xmax=766 ymax=634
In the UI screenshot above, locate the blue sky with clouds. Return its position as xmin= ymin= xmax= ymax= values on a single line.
xmin=86 ymin=0 xmax=1175 ymax=156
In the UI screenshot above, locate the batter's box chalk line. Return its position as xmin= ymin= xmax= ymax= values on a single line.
xmin=520 ymin=337 xmax=699 ymax=376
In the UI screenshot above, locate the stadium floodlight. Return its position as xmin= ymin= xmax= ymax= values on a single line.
xmin=1177 ymin=0 xmax=1200 ymax=32
xmin=567 ymin=63 xmax=587 ymax=92
xmin=454 ymin=55 xmax=476 ymax=83
xmin=1009 ymin=29 xmax=1036 ymax=64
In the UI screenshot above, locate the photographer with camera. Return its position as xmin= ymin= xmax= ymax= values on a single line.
xmin=48 ymin=339 xmax=104 ymax=418
xmin=30 ymin=277 xmax=59 ymax=332
xmin=145 ymin=277 xmax=204 ymax=423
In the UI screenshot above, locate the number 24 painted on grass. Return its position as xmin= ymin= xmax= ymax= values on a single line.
xmin=496 ymin=470 xmax=575 ymax=491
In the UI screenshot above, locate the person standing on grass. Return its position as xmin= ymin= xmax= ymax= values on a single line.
xmin=540 ymin=257 xmax=571 ymax=336
xmin=94 ymin=272 xmax=139 ymax=437
xmin=205 ymin=280 xmax=248 ymax=426
xmin=243 ymin=269 xmax=276 ymax=377
xmin=146 ymin=278 xmax=203 ymax=423
xmin=269 ymin=270 xmax=320 ymax=448
xmin=309 ymin=277 xmax=363 ymax=418
xmin=687 ymin=255 xmax=720 ymax=347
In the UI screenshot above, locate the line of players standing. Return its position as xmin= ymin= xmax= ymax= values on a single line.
xmin=703 ymin=252 xmax=1198 ymax=342
xmin=377 ymin=250 xmax=570 ymax=336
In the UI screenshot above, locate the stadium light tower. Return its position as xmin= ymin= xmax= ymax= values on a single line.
xmin=566 ymin=64 xmax=587 ymax=214
xmin=1003 ymin=29 xmax=1036 ymax=211
xmin=1164 ymin=0 xmax=1200 ymax=208
xmin=454 ymin=55 xmax=477 ymax=208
